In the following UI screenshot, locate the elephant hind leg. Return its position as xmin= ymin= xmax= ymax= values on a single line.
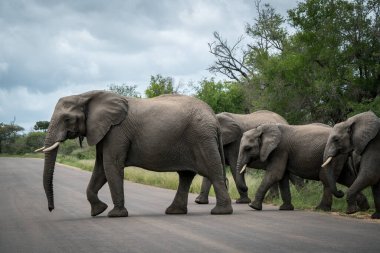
xmin=166 ymin=171 xmax=196 ymax=214
xmin=210 ymin=178 xmax=233 ymax=214
xmin=194 ymin=177 xmax=211 ymax=204
xmin=278 ymin=172 xmax=294 ymax=211
xmin=193 ymin=143 xmax=232 ymax=214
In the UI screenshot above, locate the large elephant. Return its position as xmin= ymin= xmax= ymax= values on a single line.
xmin=195 ymin=111 xmax=304 ymax=204
xmin=323 ymin=111 xmax=380 ymax=219
xmin=236 ymin=123 xmax=369 ymax=211
xmin=39 ymin=91 xmax=233 ymax=217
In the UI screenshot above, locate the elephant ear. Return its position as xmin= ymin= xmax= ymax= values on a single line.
xmin=349 ymin=111 xmax=380 ymax=155
xmin=217 ymin=113 xmax=242 ymax=145
xmin=79 ymin=91 xmax=129 ymax=146
xmin=259 ymin=124 xmax=281 ymax=162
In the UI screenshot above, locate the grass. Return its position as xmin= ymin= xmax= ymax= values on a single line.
xmin=3 ymin=152 xmax=375 ymax=218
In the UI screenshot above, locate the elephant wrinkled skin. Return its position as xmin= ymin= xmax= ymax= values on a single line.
xmin=236 ymin=123 xmax=369 ymax=212
xmin=41 ymin=91 xmax=232 ymax=217
xmin=323 ymin=111 xmax=380 ymax=219
xmin=195 ymin=111 xmax=304 ymax=205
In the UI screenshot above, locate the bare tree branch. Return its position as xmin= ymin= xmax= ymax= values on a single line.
xmin=208 ymin=32 xmax=252 ymax=82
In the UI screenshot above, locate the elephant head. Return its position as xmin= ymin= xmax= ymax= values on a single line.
xmin=40 ymin=91 xmax=128 ymax=211
xmin=216 ymin=113 xmax=242 ymax=145
xmin=236 ymin=124 xmax=281 ymax=185
xmin=322 ymin=111 xmax=380 ymax=198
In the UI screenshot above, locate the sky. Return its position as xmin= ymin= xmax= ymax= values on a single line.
xmin=0 ymin=0 xmax=298 ymax=132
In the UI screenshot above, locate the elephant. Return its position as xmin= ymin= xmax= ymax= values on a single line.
xmin=236 ymin=123 xmax=369 ymax=212
xmin=323 ymin=111 xmax=380 ymax=219
xmin=194 ymin=111 xmax=304 ymax=204
xmin=39 ymin=91 xmax=233 ymax=217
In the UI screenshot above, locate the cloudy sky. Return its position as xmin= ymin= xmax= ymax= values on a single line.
xmin=0 ymin=0 xmax=297 ymax=132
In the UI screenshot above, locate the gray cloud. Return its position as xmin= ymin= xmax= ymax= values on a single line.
xmin=0 ymin=0 xmax=297 ymax=130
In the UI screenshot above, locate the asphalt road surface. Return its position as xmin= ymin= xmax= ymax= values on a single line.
xmin=1 ymin=157 xmax=379 ymax=253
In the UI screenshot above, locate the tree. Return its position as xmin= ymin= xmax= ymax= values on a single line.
xmin=0 ymin=121 xmax=24 ymax=153
xmin=208 ymin=32 xmax=252 ymax=83
xmin=25 ymin=132 xmax=46 ymax=152
xmin=145 ymin=74 xmax=174 ymax=98
xmin=193 ymin=78 xmax=246 ymax=114
xmin=208 ymin=0 xmax=380 ymax=124
xmin=33 ymin=121 xmax=49 ymax=132
xmin=108 ymin=84 xmax=141 ymax=97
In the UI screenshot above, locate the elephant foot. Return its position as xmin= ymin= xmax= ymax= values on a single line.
xmin=195 ymin=195 xmax=209 ymax=204
xmin=249 ymin=200 xmax=262 ymax=211
xmin=107 ymin=206 xmax=128 ymax=217
xmin=91 ymin=201 xmax=108 ymax=216
xmin=315 ymin=204 xmax=332 ymax=212
xmin=346 ymin=205 xmax=359 ymax=215
xmin=211 ymin=204 xmax=233 ymax=215
xmin=236 ymin=196 xmax=251 ymax=204
xmin=165 ymin=204 xmax=187 ymax=215
xmin=371 ymin=212 xmax=380 ymax=219
xmin=357 ymin=198 xmax=370 ymax=211
xmin=279 ymin=203 xmax=294 ymax=211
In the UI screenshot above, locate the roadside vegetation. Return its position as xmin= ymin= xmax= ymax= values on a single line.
xmin=1 ymin=0 xmax=378 ymax=218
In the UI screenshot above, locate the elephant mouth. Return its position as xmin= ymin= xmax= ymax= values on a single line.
xmin=66 ymin=131 xmax=79 ymax=139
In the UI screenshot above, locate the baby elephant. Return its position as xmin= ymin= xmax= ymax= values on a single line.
xmin=236 ymin=123 xmax=369 ymax=212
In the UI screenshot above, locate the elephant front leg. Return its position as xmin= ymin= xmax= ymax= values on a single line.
xmin=87 ymin=149 xmax=108 ymax=216
xmin=317 ymin=171 xmax=333 ymax=211
xmin=166 ymin=171 xmax=196 ymax=214
xmin=194 ymin=177 xmax=211 ymax=204
xmin=103 ymin=146 xmax=128 ymax=218
xmin=315 ymin=186 xmax=333 ymax=211
xmin=104 ymin=163 xmax=128 ymax=217
xmin=250 ymin=172 xmax=282 ymax=210
xmin=250 ymin=153 xmax=287 ymax=211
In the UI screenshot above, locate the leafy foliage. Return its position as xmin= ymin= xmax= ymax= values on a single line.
xmin=108 ymin=84 xmax=141 ymax=97
xmin=193 ymin=78 xmax=246 ymax=113
xmin=0 ymin=121 xmax=24 ymax=153
xmin=33 ymin=121 xmax=49 ymax=132
xmin=145 ymin=74 xmax=174 ymax=98
xmin=210 ymin=0 xmax=380 ymax=124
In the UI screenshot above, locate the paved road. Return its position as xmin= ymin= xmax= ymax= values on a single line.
xmin=0 ymin=157 xmax=379 ymax=253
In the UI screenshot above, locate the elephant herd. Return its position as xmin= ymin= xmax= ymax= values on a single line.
xmin=38 ymin=91 xmax=380 ymax=219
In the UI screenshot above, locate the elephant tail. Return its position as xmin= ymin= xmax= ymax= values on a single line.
xmin=217 ymin=127 xmax=229 ymax=189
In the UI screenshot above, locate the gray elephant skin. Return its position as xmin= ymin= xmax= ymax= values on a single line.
xmin=323 ymin=111 xmax=380 ymax=219
xmin=236 ymin=123 xmax=369 ymax=212
xmin=41 ymin=91 xmax=233 ymax=217
xmin=195 ymin=111 xmax=304 ymax=204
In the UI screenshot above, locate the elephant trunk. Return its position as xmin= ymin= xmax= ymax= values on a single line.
xmin=323 ymin=150 xmax=344 ymax=198
xmin=325 ymin=163 xmax=344 ymax=198
xmin=43 ymin=147 xmax=58 ymax=211
xmin=235 ymin=161 xmax=248 ymax=193
xmin=42 ymin=120 xmax=62 ymax=211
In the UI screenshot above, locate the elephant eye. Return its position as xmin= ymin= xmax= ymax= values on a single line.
xmin=64 ymin=118 xmax=75 ymax=124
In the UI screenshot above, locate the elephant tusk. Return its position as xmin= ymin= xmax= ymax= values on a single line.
xmin=34 ymin=146 xmax=46 ymax=152
xmin=240 ymin=164 xmax=247 ymax=174
xmin=321 ymin=157 xmax=333 ymax=168
xmin=43 ymin=142 xmax=60 ymax=152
